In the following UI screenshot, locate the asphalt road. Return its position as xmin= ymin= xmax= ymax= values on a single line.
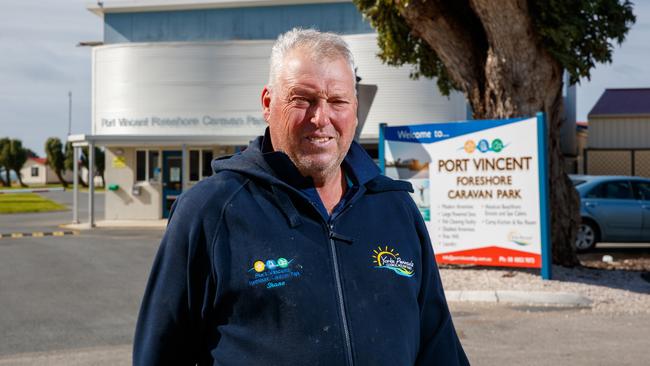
xmin=0 ymin=191 xmax=649 ymax=365
xmin=0 ymin=190 xmax=104 ymax=233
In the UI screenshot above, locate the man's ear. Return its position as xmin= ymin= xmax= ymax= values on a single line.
xmin=261 ymin=86 xmax=272 ymax=122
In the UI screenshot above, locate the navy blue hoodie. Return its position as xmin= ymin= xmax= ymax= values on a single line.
xmin=134 ymin=133 xmax=469 ymax=365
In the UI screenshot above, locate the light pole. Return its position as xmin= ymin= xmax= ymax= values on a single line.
xmin=68 ymin=91 xmax=72 ymax=136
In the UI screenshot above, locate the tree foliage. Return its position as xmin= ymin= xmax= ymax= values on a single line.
xmin=6 ymin=139 xmax=28 ymax=187
xmin=354 ymin=0 xmax=635 ymax=94
xmin=45 ymin=137 xmax=69 ymax=188
xmin=81 ymin=146 xmax=106 ymax=187
xmin=0 ymin=138 xmax=10 ymax=186
xmin=0 ymin=138 xmax=29 ymax=187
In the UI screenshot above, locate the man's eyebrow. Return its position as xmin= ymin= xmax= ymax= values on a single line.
xmin=287 ymin=86 xmax=318 ymax=95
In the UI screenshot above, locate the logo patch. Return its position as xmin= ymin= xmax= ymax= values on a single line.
xmin=372 ymin=246 xmax=415 ymax=278
xmin=248 ymin=257 xmax=302 ymax=289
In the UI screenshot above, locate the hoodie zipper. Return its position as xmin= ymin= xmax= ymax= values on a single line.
xmin=327 ymin=221 xmax=354 ymax=366
xmin=325 ymin=197 xmax=359 ymax=366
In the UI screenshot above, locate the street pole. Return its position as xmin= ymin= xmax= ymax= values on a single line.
xmin=68 ymin=91 xmax=72 ymax=136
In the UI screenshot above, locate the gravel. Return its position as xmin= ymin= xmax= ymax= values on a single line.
xmin=439 ymin=265 xmax=650 ymax=314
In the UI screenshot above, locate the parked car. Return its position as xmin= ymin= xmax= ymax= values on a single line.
xmin=570 ymin=175 xmax=650 ymax=251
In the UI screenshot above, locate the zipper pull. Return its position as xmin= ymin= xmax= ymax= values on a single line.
xmin=329 ymin=230 xmax=354 ymax=244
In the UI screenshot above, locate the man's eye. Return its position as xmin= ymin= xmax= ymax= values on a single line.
xmin=292 ymin=97 xmax=310 ymax=105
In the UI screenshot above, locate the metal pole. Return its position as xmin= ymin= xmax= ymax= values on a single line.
xmin=73 ymin=146 xmax=79 ymax=224
xmin=88 ymin=142 xmax=95 ymax=228
xmin=68 ymin=91 xmax=72 ymax=136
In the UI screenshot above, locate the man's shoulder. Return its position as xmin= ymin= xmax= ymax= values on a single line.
xmin=365 ymin=174 xmax=414 ymax=194
xmin=174 ymin=171 xmax=250 ymax=217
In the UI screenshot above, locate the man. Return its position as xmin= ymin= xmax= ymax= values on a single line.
xmin=134 ymin=28 xmax=468 ymax=365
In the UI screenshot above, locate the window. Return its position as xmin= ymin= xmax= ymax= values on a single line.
xmin=189 ymin=149 xmax=214 ymax=182
xmin=190 ymin=150 xmax=200 ymax=181
xmin=31 ymin=166 xmax=39 ymax=177
xmin=202 ymin=150 xmax=213 ymax=178
xmin=136 ymin=150 xmax=146 ymax=181
xmin=571 ymin=179 xmax=586 ymax=186
xmin=632 ymin=181 xmax=650 ymax=201
xmin=148 ymin=151 xmax=160 ymax=182
xmin=136 ymin=149 xmax=162 ymax=182
xmin=586 ymin=181 xmax=633 ymax=200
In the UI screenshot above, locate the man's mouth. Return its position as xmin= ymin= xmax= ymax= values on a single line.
xmin=306 ymin=136 xmax=333 ymax=143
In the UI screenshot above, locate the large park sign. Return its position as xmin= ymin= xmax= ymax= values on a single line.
xmin=380 ymin=114 xmax=551 ymax=279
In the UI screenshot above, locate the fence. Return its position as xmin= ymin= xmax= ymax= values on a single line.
xmin=583 ymin=148 xmax=650 ymax=177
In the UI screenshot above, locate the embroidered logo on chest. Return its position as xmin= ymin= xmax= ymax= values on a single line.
xmin=372 ymin=246 xmax=415 ymax=278
xmin=247 ymin=257 xmax=302 ymax=289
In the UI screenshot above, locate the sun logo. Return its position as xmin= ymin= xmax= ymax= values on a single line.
xmin=373 ymin=246 xmax=398 ymax=266
xmin=372 ymin=246 xmax=415 ymax=278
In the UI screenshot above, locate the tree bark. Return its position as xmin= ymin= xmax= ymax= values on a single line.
xmin=14 ymin=170 xmax=27 ymax=188
xmin=55 ymin=170 xmax=69 ymax=188
xmin=398 ymin=0 xmax=580 ymax=266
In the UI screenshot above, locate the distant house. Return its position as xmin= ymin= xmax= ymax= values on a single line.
xmin=585 ymin=88 xmax=650 ymax=177
xmin=20 ymin=157 xmax=73 ymax=185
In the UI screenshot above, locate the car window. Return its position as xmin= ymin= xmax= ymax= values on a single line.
xmin=586 ymin=181 xmax=633 ymax=200
xmin=571 ymin=179 xmax=586 ymax=186
xmin=632 ymin=181 xmax=650 ymax=201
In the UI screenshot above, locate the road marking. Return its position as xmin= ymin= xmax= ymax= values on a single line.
xmin=0 ymin=231 xmax=79 ymax=240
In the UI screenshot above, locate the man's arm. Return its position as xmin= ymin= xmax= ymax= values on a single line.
xmin=133 ymin=195 xmax=215 ymax=366
xmin=412 ymin=202 xmax=470 ymax=365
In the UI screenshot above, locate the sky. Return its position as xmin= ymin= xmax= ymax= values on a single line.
xmin=1 ymin=0 xmax=649 ymax=156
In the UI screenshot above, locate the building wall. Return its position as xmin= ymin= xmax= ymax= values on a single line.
xmin=20 ymin=162 xmax=47 ymax=185
xmin=92 ymin=36 xmax=467 ymax=140
xmin=105 ymin=147 xmax=162 ymax=220
xmin=104 ymin=2 xmax=373 ymax=43
xmin=587 ymin=117 xmax=650 ymax=148
xmin=103 ymin=145 xmax=235 ymax=219
xmin=20 ymin=161 xmax=73 ymax=185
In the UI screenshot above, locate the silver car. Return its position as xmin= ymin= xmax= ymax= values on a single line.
xmin=571 ymin=175 xmax=650 ymax=251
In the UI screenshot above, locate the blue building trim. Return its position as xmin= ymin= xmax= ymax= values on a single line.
xmin=104 ymin=2 xmax=373 ymax=44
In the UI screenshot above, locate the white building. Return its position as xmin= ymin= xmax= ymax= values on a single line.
xmin=70 ymin=0 xmax=469 ymax=223
xmin=20 ymin=157 xmax=73 ymax=185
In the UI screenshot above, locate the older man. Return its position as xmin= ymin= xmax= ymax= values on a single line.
xmin=134 ymin=28 xmax=468 ymax=366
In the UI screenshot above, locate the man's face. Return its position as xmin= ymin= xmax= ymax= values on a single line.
xmin=262 ymin=48 xmax=357 ymax=180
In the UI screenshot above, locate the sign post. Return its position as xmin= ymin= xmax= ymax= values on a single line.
xmin=382 ymin=115 xmax=552 ymax=278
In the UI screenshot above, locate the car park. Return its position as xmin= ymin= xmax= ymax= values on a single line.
xmin=570 ymin=175 xmax=650 ymax=251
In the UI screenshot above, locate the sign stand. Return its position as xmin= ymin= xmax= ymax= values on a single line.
xmin=537 ymin=112 xmax=552 ymax=280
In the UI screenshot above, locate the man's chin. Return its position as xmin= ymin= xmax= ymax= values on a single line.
xmin=293 ymin=154 xmax=342 ymax=180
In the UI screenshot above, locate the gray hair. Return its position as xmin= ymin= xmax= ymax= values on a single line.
xmin=268 ymin=28 xmax=356 ymax=89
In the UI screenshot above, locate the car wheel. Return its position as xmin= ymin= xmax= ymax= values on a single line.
xmin=575 ymin=221 xmax=598 ymax=251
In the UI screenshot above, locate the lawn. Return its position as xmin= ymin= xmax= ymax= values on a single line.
xmin=0 ymin=193 xmax=67 ymax=214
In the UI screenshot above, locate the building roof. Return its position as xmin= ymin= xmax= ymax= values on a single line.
xmin=87 ymin=0 xmax=348 ymax=15
xmin=588 ymin=88 xmax=650 ymax=118
xmin=28 ymin=157 xmax=47 ymax=165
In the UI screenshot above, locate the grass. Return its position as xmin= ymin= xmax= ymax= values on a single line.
xmin=0 ymin=183 xmax=105 ymax=192
xmin=0 ymin=193 xmax=67 ymax=214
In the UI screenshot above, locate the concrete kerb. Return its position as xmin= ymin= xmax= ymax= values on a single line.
xmin=60 ymin=220 xmax=167 ymax=230
xmin=445 ymin=290 xmax=592 ymax=307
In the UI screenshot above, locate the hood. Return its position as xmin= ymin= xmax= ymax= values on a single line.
xmin=211 ymin=130 xmax=411 ymax=194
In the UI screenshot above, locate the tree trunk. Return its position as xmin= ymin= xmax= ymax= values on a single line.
xmin=14 ymin=170 xmax=27 ymax=188
xmin=55 ymin=169 xmax=69 ymax=188
xmin=398 ymin=0 xmax=580 ymax=266
xmin=4 ymin=168 xmax=10 ymax=187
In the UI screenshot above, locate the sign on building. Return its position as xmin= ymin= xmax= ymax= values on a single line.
xmin=380 ymin=114 xmax=551 ymax=278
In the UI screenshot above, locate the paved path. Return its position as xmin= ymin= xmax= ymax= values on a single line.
xmin=452 ymin=303 xmax=650 ymax=366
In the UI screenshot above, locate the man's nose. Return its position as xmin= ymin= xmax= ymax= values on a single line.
xmin=309 ymin=99 xmax=331 ymax=127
